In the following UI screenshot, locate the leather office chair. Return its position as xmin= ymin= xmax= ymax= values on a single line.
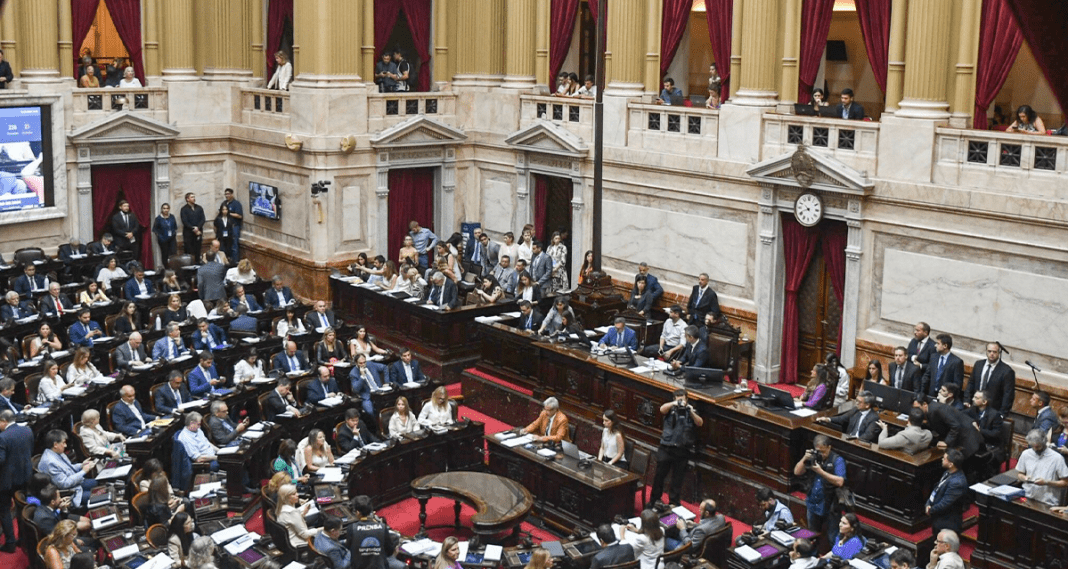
xmin=19 ymin=505 xmax=44 ymax=569
xmin=130 ymin=491 xmax=150 ymax=527
xmin=378 ymin=406 xmax=396 ymax=436
xmin=628 ymin=445 xmax=652 ymax=502
xmin=148 ymin=383 xmax=168 ymax=414
xmin=295 ymin=378 xmax=314 ymax=407
xmin=14 ymin=247 xmax=46 ymax=265
xmin=257 ymin=392 xmax=273 ymax=421
xmin=106 ymin=400 xmax=121 ymax=431
xmin=333 ymin=421 xmax=347 ymax=455
xmin=695 ymin=524 xmax=733 ymax=568
xmin=105 ymin=314 xmax=121 ymax=336
xmin=168 ymin=255 xmax=193 ymax=273
xmin=145 ymin=524 xmax=169 ymax=548
xmin=24 ymin=373 xmax=42 ymax=405
xmin=69 ymin=422 xmax=90 ymax=460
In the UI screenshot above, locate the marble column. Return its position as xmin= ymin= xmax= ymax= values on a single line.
xmin=202 ymin=0 xmax=254 ymax=81
xmin=728 ymin=0 xmax=742 ymax=101
xmin=1 ymin=2 xmax=20 ymax=79
xmin=362 ymin=0 xmax=375 ymax=84
xmin=753 ymin=185 xmax=784 ymax=384
xmin=249 ymin=0 xmax=264 ymax=79
xmin=896 ymin=0 xmax=952 ymax=119
xmin=569 ymin=177 xmax=585 ymax=287
xmin=440 ymin=149 xmax=457 ymax=235
xmin=515 ymin=156 xmax=531 ymax=230
xmin=454 ymin=0 xmax=504 ymax=85
xmin=949 ymin=0 xmax=981 ymax=128
xmin=883 ymin=0 xmax=908 ymax=112
xmin=503 ymin=0 xmax=537 ymax=89
xmin=57 ymin=0 xmax=73 ymax=79
xmin=433 ymin=0 xmax=452 ymax=87
xmin=733 ymin=0 xmax=780 ymax=106
xmin=778 ymin=0 xmax=802 ymax=110
xmin=19 ymin=0 xmax=61 ymax=83
xmin=840 ymin=215 xmax=863 ymax=369
xmin=534 ymin=0 xmax=550 ymax=91
xmin=76 ymin=147 xmax=94 ymax=244
xmin=643 ymin=0 xmax=662 ymax=95
xmin=143 ymin=0 xmax=161 ymax=79
xmin=161 ymin=0 xmax=198 ymax=80
xmin=375 ymin=165 xmax=390 ymax=255
xmin=293 ymin=0 xmax=363 ymax=85
xmin=605 ymin=0 xmax=645 ymax=97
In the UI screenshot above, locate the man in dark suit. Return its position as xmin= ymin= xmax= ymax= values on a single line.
xmin=112 ymin=385 xmax=157 ymax=437
xmin=925 ymin=449 xmax=968 ymax=536
xmin=887 ymin=346 xmax=922 ymax=392
xmin=124 ymin=266 xmax=155 ymax=299
xmin=632 ymin=262 xmax=664 ymax=306
xmin=0 ymin=380 xmax=27 ymax=418
xmin=192 ymin=318 xmax=229 ymax=351
xmin=590 ymin=524 xmax=635 ymax=569
xmin=264 ymin=379 xmax=300 ymax=421
xmin=180 ymin=192 xmax=206 ymax=261
xmin=907 ymin=322 xmax=937 ymax=374
xmin=1 ymin=290 xmax=35 ymax=322
xmin=388 ymin=348 xmax=426 ymax=386
xmin=272 ymin=341 xmax=310 ymax=374
xmin=195 ymin=252 xmax=227 ymax=302
xmin=670 ymin=326 xmax=709 ymax=371
xmin=206 ymin=400 xmax=247 ymax=446
xmin=39 ymin=283 xmax=75 ymax=318
xmin=306 ymin=366 xmax=341 ymax=406
xmin=229 ymin=285 xmax=263 ymax=313
xmin=472 ymin=230 xmax=500 ymax=275
xmin=529 ymin=241 xmax=554 ymax=290
xmin=834 ymin=88 xmax=865 ymax=120
xmin=114 ymin=332 xmax=148 ymax=370
xmin=669 ymin=499 xmax=726 ymax=552
xmin=686 ymin=273 xmax=719 ymax=325
xmin=921 ymin=334 xmax=964 ymax=398
xmin=599 ymin=317 xmax=638 ymax=351
xmin=155 ymin=370 xmax=193 ymax=415
xmin=817 ymin=390 xmax=880 ymax=443
xmin=965 ymin=342 xmax=1016 ymax=415
xmin=423 ymin=272 xmax=458 ymax=309
xmin=86 ymin=234 xmax=115 ymax=256
xmin=58 ymin=238 xmax=88 ymax=262
xmin=915 ymin=395 xmax=982 ymax=459
xmin=110 ymin=200 xmax=142 ymax=251
xmin=13 ymin=263 xmax=48 ymax=296
xmin=304 ymin=300 xmax=337 ymax=331
xmin=263 ymin=276 xmax=295 ymax=308
xmin=337 ymin=408 xmax=381 ymax=452
xmin=0 ymin=409 xmax=34 ymax=552
xmin=350 ymin=354 xmax=389 ymax=417
xmin=221 ymin=188 xmax=243 ymax=261
xmin=515 ymin=300 xmax=542 ymax=332
xmin=1030 ymin=390 xmax=1058 ymax=435
xmin=968 ymin=389 xmax=1006 ymax=480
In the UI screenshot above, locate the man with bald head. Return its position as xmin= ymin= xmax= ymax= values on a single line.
xmin=209 ymin=239 xmax=229 ymax=266
xmin=272 ymin=340 xmax=309 ymax=374
xmin=115 ymin=332 xmax=148 ymax=370
xmin=111 ymin=385 xmax=157 ymax=437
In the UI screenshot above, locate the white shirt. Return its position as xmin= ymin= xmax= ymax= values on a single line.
xmin=177 ymin=427 xmax=217 ymax=459
xmin=1017 ymin=447 xmax=1068 ymax=505
xmin=418 ymin=403 xmax=453 ymax=427
xmin=660 ymin=317 xmax=685 ymax=347
xmin=118 ymin=77 xmax=143 ymax=88
xmin=233 ymin=360 xmax=264 ymax=382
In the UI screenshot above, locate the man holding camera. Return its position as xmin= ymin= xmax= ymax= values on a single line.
xmin=793 ymin=435 xmax=846 ymax=546
xmin=648 ymin=389 xmax=703 ymax=508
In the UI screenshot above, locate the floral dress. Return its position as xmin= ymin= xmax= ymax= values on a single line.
xmin=547 ymin=242 xmax=569 ymax=292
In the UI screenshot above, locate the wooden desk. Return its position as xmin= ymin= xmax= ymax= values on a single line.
xmin=971 ymin=479 xmax=1068 ymax=569
xmin=330 ymin=276 xmax=515 ymax=382
xmin=485 ymin=434 xmax=639 ymax=531
xmin=412 ymin=471 xmax=534 ymax=547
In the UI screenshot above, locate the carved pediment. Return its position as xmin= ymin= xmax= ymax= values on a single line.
xmin=505 ymin=120 xmax=588 ymax=158
xmin=370 ymin=116 xmax=467 ymax=148
xmin=747 ymin=145 xmax=873 ymax=196
xmin=68 ymin=110 xmax=180 ymax=144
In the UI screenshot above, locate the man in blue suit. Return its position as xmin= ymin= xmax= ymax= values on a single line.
xmin=631 ymin=262 xmax=664 ymax=306
xmin=12 ymin=264 xmax=48 ymax=296
xmin=599 ymin=317 xmax=638 ymax=350
xmin=389 ymin=348 xmax=426 ymax=386
xmin=39 ymin=430 xmax=97 ymax=508
xmin=925 ymin=448 xmax=968 ymax=536
xmin=123 ymin=266 xmax=155 ymax=299
xmin=155 ymin=370 xmax=193 ymax=415
xmin=191 ymin=318 xmax=228 ymax=351
xmin=112 ymin=385 xmax=157 ymax=437
xmin=188 ymin=351 xmax=225 ymax=396
xmin=229 ymin=285 xmax=263 ymax=312
xmin=264 ymin=276 xmax=295 ymax=308
xmin=350 ymin=354 xmax=389 ymax=416
xmin=1031 ymin=390 xmax=1059 ymax=435
xmin=422 ymin=272 xmax=458 ymax=309
xmin=529 ymin=241 xmax=554 ymax=290
xmin=1 ymin=290 xmax=35 ymax=322
xmin=272 ymin=341 xmax=310 ymax=374
xmin=921 ymin=334 xmax=964 ymax=397
xmin=68 ymin=309 xmax=104 ymax=348
xmin=152 ymin=323 xmax=191 ymax=361
xmin=306 ymin=366 xmax=341 ymax=405
xmin=0 ymin=409 xmax=34 ymax=552
xmin=670 ymin=326 xmax=709 ymax=371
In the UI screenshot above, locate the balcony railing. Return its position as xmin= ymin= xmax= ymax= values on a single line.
xmin=935 ymin=127 xmax=1068 ymax=194
xmin=368 ymin=92 xmax=456 ymax=131
xmin=71 ymin=87 xmax=168 ymax=127
xmin=519 ymin=95 xmax=593 ymax=141
xmin=628 ymin=102 xmax=719 ymax=155
xmin=240 ymin=88 xmax=291 ymax=129
xmin=763 ymin=113 xmax=879 ymax=174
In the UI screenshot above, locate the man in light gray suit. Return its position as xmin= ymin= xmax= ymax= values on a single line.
xmin=877 ymin=407 xmax=933 ymax=455
xmin=494 ymin=255 xmax=518 ymax=294
xmin=476 ymin=231 xmax=500 ymax=274
xmin=196 ymin=251 xmax=228 ymax=302
xmin=529 ymin=240 xmax=553 ymax=289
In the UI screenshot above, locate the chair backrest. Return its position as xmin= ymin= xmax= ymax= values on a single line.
xmin=629 ymin=446 xmax=651 ymax=483
xmin=168 ymin=255 xmax=193 ymax=272
xmin=70 ymin=422 xmax=89 ymax=460
xmin=378 ymin=406 xmax=396 ymax=436
xmin=106 ymin=400 xmax=121 ymax=431
xmin=14 ymin=248 xmax=46 ymax=265
xmin=146 ymin=523 xmax=169 ymax=548
xmin=148 ymin=382 xmax=169 ymax=414
xmin=263 ymin=508 xmax=297 ymax=558
xmin=130 ymin=491 xmax=150 ymax=526
xmin=31 ymin=454 xmax=41 ymax=472
xmin=696 ymin=523 xmax=733 ymax=568
xmin=258 ymin=392 xmax=273 ymax=420
xmin=24 ymin=373 xmax=42 ymax=405
xmin=601 ymin=558 xmax=641 ymax=569
xmin=14 ymin=490 xmax=27 ymax=510
xmin=1002 ymin=416 xmax=1014 ymax=467
xmin=705 ymin=323 xmax=740 ymax=380
xmin=21 ymin=334 xmax=35 ymax=360
xmin=19 ymin=504 xmax=44 ymax=569
xmin=104 ymin=313 xmax=120 ymax=336
xmin=307 ymin=536 xmax=333 ymax=569
xmin=568 ymin=421 xmax=577 ymax=443
xmin=270 ymin=351 xmax=284 ymax=371
xmin=295 ymin=378 xmax=314 ymax=406
xmin=148 ymin=307 xmax=167 ymax=330
xmin=333 ymin=421 xmax=346 ymax=454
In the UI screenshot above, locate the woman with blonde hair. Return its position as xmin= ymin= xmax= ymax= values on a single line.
xmin=66 ymin=347 xmax=102 ymax=386
xmin=187 ymin=536 xmax=217 ymax=569
xmin=418 ymin=386 xmax=454 ymax=427
xmin=267 ymin=51 xmax=292 ymax=90
xmin=42 ymin=519 xmax=81 ymax=569
xmin=433 ymin=536 xmax=462 ymax=569
xmin=523 ymin=549 xmax=553 ymax=569
xmin=79 ymin=409 xmax=125 ymax=458
xmin=314 ymin=327 xmax=347 ymax=367
xmin=301 ymin=428 xmax=335 ymax=473
xmin=389 ymin=396 xmax=418 ymax=438
xmin=275 ymin=483 xmax=320 ymax=548
xmin=225 ymin=258 xmax=258 ymax=285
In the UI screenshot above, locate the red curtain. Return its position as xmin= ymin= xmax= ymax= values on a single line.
xmin=266 ymin=0 xmax=294 ymax=78
xmin=102 ymin=0 xmax=145 ymax=85
xmin=1003 ymin=1 xmax=1068 ymax=120
xmin=974 ymin=0 xmax=1023 ymax=130
xmin=400 ymin=0 xmax=432 ymax=91
xmin=71 ymin=0 xmax=101 ymax=78
xmin=704 ymin=0 xmax=732 ymax=101
xmin=660 ymin=0 xmax=693 ymax=75
xmin=374 ymin=0 xmax=404 ymax=62
xmin=855 ymin=0 xmax=891 ymax=94
xmin=797 ymin=0 xmax=835 ymax=103
xmin=533 ymin=175 xmax=549 ymax=245
xmin=821 ymin=222 xmax=847 ymax=357
xmin=779 ymin=214 xmax=820 ymax=384
xmin=550 ymin=0 xmax=580 ymax=80
xmin=387 ymin=168 xmax=435 ymax=264
xmin=91 ymin=163 xmax=154 ymax=268
xmin=589 ymin=0 xmax=599 ymax=22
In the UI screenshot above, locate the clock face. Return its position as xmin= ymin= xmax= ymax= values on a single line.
xmin=794 ymin=193 xmax=823 ymax=227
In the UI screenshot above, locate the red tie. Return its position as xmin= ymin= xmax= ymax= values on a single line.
xmin=55 ymin=297 xmax=62 ymax=315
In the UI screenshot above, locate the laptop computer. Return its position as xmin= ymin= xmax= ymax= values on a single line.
xmin=759 ymin=385 xmax=796 ymax=409
xmin=818 ymin=105 xmax=839 ymax=118
xmin=794 ymin=103 xmax=817 ymax=116
xmin=683 ymin=366 xmax=725 ymax=386
xmin=669 ymin=94 xmax=687 ymax=106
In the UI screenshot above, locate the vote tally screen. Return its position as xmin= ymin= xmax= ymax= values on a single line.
xmin=0 ymin=106 xmax=47 ymax=212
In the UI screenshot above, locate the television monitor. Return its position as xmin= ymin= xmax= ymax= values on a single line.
xmin=0 ymin=105 xmax=52 ymax=213
xmin=249 ymin=181 xmax=281 ymax=220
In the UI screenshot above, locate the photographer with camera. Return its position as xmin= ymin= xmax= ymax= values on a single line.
xmin=648 ymin=389 xmax=703 ymax=508
xmin=793 ymin=435 xmax=846 ymax=548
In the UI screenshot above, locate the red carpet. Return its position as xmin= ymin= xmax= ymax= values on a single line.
xmin=378 ymin=497 xmax=558 ymax=544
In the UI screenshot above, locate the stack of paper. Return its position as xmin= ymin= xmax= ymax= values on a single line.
xmin=319 ymin=396 xmax=344 ymax=407
xmin=318 ymin=467 xmax=344 ymax=483
xmin=142 ymin=553 xmax=175 ymax=569
xmin=178 ymin=400 xmax=208 ymax=410
xmin=335 ymin=449 xmax=362 ymax=464
xmin=848 ymin=559 xmax=878 ymax=569
xmin=211 ymin=524 xmax=249 ymax=544
xmin=494 ymin=432 xmax=516 ymax=440
xmin=671 ymin=506 xmax=696 ymax=520
xmin=790 ymin=408 xmax=818 ymax=418
xmin=112 ymin=544 xmax=140 ymax=560
xmin=400 ymin=539 xmax=438 ymax=556
xmin=65 ymin=387 xmax=88 ymax=397
xmin=191 ymin=482 xmax=223 ymax=498
xmin=734 ymin=545 xmax=761 ymax=563
xmin=224 ymin=532 xmax=259 ymax=555
xmin=501 ymin=311 xmax=521 ymax=318
xmin=97 ymin=464 xmax=133 ymax=480
xmin=484 ymin=545 xmax=503 ymax=562
xmin=536 ymin=448 xmax=557 ymax=458
xmin=217 ymin=446 xmax=240 ymax=455
xmin=502 ymin=434 xmax=534 ymax=447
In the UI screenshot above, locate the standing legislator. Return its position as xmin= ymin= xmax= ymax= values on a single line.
xmin=649 ymin=389 xmax=703 ymax=508
xmin=181 ymin=193 xmax=206 ymax=262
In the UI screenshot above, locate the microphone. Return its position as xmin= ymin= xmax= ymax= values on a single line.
xmin=1025 ymin=360 xmax=1041 ymax=372
xmin=996 ymin=341 xmax=1009 ymax=356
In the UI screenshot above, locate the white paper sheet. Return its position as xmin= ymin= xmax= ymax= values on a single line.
xmin=502 ymin=434 xmax=534 ymax=447
xmin=318 ymin=467 xmax=344 ymax=483
xmin=112 ymin=544 xmax=140 ymax=560
xmin=211 ymin=524 xmax=248 ymax=544
xmin=790 ymin=408 xmax=818 ymax=418
xmin=96 ymin=464 xmax=133 ymax=480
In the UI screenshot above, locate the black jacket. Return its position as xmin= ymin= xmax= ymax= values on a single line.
xmin=347 ymin=517 xmax=396 ymax=569
xmin=828 ymin=408 xmax=880 ymax=443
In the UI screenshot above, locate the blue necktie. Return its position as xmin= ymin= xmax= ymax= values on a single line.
xmin=936 ymin=356 xmax=946 ymax=390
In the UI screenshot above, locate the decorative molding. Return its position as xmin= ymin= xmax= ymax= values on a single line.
xmin=747 ymin=144 xmax=874 ymax=197
xmin=370 ymin=116 xmax=467 ymax=148
xmin=505 ymin=119 xmax=589 ymax=158
xmin=68 ymin=110 xmax=180 ymax=144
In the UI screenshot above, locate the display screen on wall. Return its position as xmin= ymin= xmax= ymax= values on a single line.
xmin=249 ymin=181 xmax=281 ymax=220
xmin=0 ymin=105 xmax=53 ymax=213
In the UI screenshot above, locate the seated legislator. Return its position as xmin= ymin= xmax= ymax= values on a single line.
xmin=272 ymin=440 xmax=307 ymax=484
xmin=273 ymin=341 xmax=310 ymax=374
xmin=815 ymin=390 xmax=880 ymax=443
xmin=1016 ymin=428 xmax=1068 ymax=506
xmin=538 ymin=297 xmax=574 ymax=336
xmin=188 ymin=351 xmax=226 ymax=396
xmin=66 ymin=347 xmax=103 ymax=386
xmin=520 ymin=397 xmax=570 ymax=443
xmin=665 ymin=499 xmax=726 ymax=552
xmin=77 ymin=282 xmax=110 ymax=306
xmin=264 ymin=276 xmax=295 ymax=308
xmin=669 ymin=326 xmax=708 ymax=371
xmin=423 ymin=271 xmax=459 ymax=309
xmin=757 ymin=487 xmax=794 ymax=532
xmin=350 ymin=354 xmax=389 ymax=416
xmin=515 ymin=300 xmax=543 ymax=332
xmin=337 ymin=408 xmax=382 ymax=453
xmin=36 ymin=360 xmax=67 ymax=404
xmin=206 ymin=400 xmax=248 ymax=447
xmin=176 ymin=412 xmax=219 ymax=471
xmin=264 ymin=378 xmax=301 ymax=421
xmin=225 ymin=259 xmax=258 ymax=285
xmin=1 ymin=290 xmax=36 ymax=321
xmin=113 ymin=301 xmax=142 ymax=335
xmin=79 ymin=409 xmax=125 ymax=459
xmin=39 ymin=430 xmax=97 ymax=508
xmin=160 ymin=294 xmax=190 ymax=327
xmin=876 ymin=407 xmax=933 ymax=455
xmin=152 ymin=323 xmax=191 ymax=361
xmin=788 ymin=540 xmax=818 ymax=569
xmin=643 ymin=305 xmax=685 ymax=359
xmin=798 ymin=364 xmax=835 ymax=410
xmin=418 ymin=386 xmax=454 ymax=428
xmin=389 ymin=396 xmax=419 ymax=438
xmin=388 ymin=347 xmax=426 ymax=386
xmin=229 ymin=285 xmax=262 ymax=312
xmin=314 ymin=517 xmax=350 ymax=569
xmin=928 ymin=530 xmax=966 ymax=569
xmin=276 ymin=484 xmax=321 ymax=549
xmin=29 ymin=323 xmax=63 ymax=359
xmin=600 ymin=317 xmax=638 ymax=350
xmin=114 ymin=332 xmax=149 ymax=370
xmin=87 ymin=233 xmax=116 ymax=256
xmin=192 ymin=317 xmax=229 ymax=351
xmin=824 ymin=513 xmax=864 ymax=560
xmin=13 ymin=264 xmax=48 ymax=296
xmin=313 ymin=328 xmax=347 ymax=367
xmin=39 ymin=283 xmax=75 ymax=318
xmin=590 ymin=524 xmax=635 ymax=569
xmin=123 ymin=266 xmax=156 ymax=299
xmin=304 ymin=300 xmax=337 ymax=332
xmin=306 ymin=366 xmax=341 ymax=405
xmin=112 ymin=384 xmax=158 ymax=437
xmin=155 ymin=370 xmax=193 ymax=415
xmin=67 ymin=309 xmax=104 ymax=348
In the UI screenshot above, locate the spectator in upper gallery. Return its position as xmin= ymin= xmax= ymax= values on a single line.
xmin=118 ymin=66 xmax=142 ymax=88
xmin=706 ymin=64 xmax=722 ymax=109
xmin=0 ymin=49 xmax=13 ymax=89
xmin=811 ymin=88 xmax=830 ymax=108
xmin=574 ymin=75 xmax=597 ymax=99
xmin=392 ymin=48 xmax=411 ymax=92
xmin=373 ymin=51 xmax=397 ymax=93
xmin=835 ymin=88 xmax=865 ymax=120
xmin=552 ymin=71 xmax=570 ymax=97
xmin=657 ymin=77 xmax=683 ymax=105
xmin=78 ymin=65 xmax=100 ymax=88
xmin=1006 ymin=104 xmax=1046 ymax=134
xmin=267 ymin=51 xmax=292 ymax=91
